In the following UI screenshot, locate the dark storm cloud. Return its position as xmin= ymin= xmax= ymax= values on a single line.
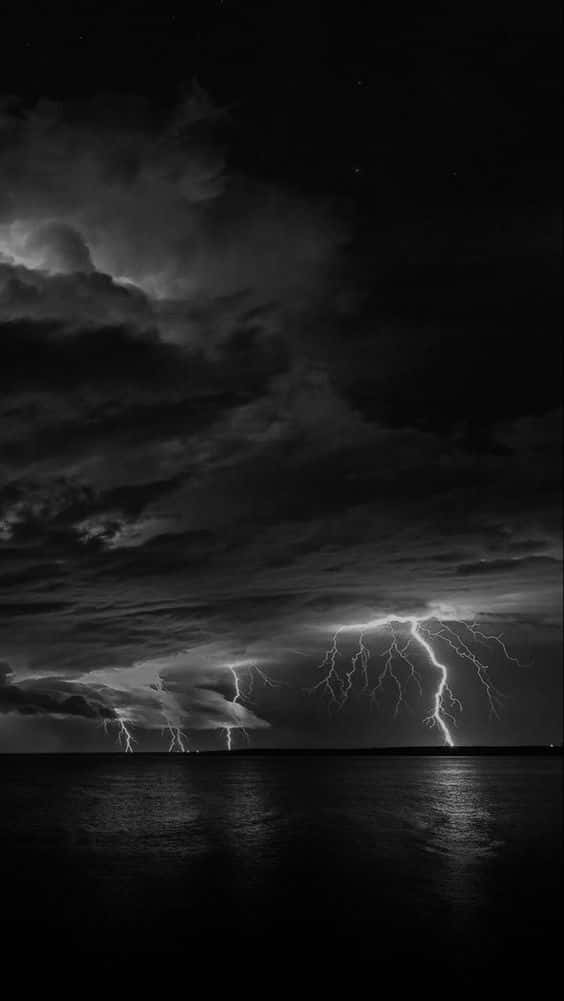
xmin=0 ymin=89 xmax=560 ymax=747
xmin=456 ymin=556 xmax=561 ymax=577
xmin=0 ymin=660 xmax=115 ymax=720
xmin=0 ymin=96 xmax=342 ymax=346
xmin=4 ymin=220 xmax=95 ymax=274
xmin=0 ymin=261 xmax=152 ymax=330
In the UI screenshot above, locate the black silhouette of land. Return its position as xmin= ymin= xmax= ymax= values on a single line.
xmin=3 ymin=745 xmax=561 ymax=757
xmin=188 ymin=744 xmax=563 ymax=757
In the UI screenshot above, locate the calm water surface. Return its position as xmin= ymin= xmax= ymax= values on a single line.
xmin=0 ymin=754 xmax=560 ymax=972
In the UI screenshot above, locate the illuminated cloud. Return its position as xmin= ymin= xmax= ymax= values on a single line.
xmin=0 ymin=220 xmax=94 ymax=274
xmin=0 ymin=661 xmax=115 ymax=721
xmin=0 ymin=96 xmax=342 ymax=349
xmin=74 ymin=653 xmax=272 ymax=738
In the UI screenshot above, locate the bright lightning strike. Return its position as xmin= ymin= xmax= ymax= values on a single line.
xmin=106 ymin=715 xmax=135 ymax=753
xmin=151 ymin=671 xmax=193 ymax=752
xmin=217 ymin=666 xmax=248 ymax=751
xmin=409 ymin=621 xmax=456 ymax=747
xmin=221 ymin=725 xmax=235 ymax=752
xmin=219 ymin=663 xmax=285 ymax=750
xmin=230 ymin=665 xmax=245 ymax=707
xmin=167 ymin=726 xmax=189 ymax=752
xmin=310 ymin=613 xmax=519 ymax=746
xmin=307 ymin=633 xmax=343 ymax=708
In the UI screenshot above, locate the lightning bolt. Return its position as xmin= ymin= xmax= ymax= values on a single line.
xmin=310 ymin=613 xmax=520 ymax=746
xmin=167 ymin=726 xmax=189 ymax=752
xmin=219 ymin=663 xmax=286 ymax=750
xmin=461 ymin=621 xmax=525 ymax=666
xmin=94 ymin=662 xmax=193 ymax=752
xmin=105 ymin=714 xmax=135 ymax=753
xmin=218 ymin=666 xmax=249 ymax=751
xmin=230 ymin=665 xmax=245 ymax=706
xmin=252 ymin=665 xmax=291 ymax=691
xmin=151 ymin=671 xmax=194 ymax=752
xmin=307 ymin=631 xmax=344 ymax=708
xmin=423 ymin=622 xmax=503 ymax=719
xmin=220 ymin=726 xmax=233 ymax=751
xmin=409 ymin=620 xmax=455 ymax=747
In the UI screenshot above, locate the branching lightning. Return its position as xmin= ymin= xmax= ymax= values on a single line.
xmin=102 ymin=714 xmax=135 ymax=753
xmin=166 ymin=726 xmax=189 ymax=752
xmin=219 ymin=663 xmax=286 ymax=750
xmin=307 ymin=632 xmax=343 ymax=708
xmin=95 ymin=661 xmax=194 ymax=753
xmin=97 ymin=613 xmax=520 ymax=753
xmin=151 ymin=670 xmax=192 ymax=753
xmin=308 ymin=613 xmax=519 ymax=746
xmin=118 ymin=719 xmax=135 ymax=753
xmin=219 ymin=665 xmax=249 ymax=751
xmin=424 ymin=621 xmax=503 ymax=719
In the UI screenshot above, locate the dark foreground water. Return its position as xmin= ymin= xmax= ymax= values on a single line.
xmin=0 ymin=754 xmax=560 ymax=981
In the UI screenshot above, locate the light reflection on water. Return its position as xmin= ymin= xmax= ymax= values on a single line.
xmin=0 ymin=754 xmax=560 ymax=949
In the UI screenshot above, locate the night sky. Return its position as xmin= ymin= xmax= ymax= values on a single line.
xmin=0 ymin=2 xmax=561 ymax=750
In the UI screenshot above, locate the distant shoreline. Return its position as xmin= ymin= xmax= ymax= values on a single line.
xmin=0 ymin=746 xmax=561 ymax=757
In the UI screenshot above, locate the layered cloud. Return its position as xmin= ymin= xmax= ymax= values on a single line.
xmin=0 ymin=660 xmax=115 ymax=721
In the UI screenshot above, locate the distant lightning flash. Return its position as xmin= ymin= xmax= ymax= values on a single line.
xmin=151 ymin=671 xmax=192 ymax=752
xmin=221 ymin=725 xmax=234 ymax=752
xmin=309 ymin=613 xmax=519 ymax=746
xmin=307 ymin=632 xmax=343 ymax=708
xmin=219 ymin=663 xmax=285 ymax=750
xmin=167 ymin=726 xmax=189 ymax=752
xmin=118 ymin=719 xmax=135 ymax=753
xmin=409 ymin=621 xmax=456 ymax=747
xmin=94 ymin=662 xmax=193 ymax=753
xmin=105 ymin=714 xmax=135 ymax=753
xmin=218 ymin=666 xmax=249 ymax=751
xmin=230 ymin=665 xmax=245 ymax=706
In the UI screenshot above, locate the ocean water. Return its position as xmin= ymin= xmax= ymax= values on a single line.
xmin=0 ymin=754 xmax=560 ymax=977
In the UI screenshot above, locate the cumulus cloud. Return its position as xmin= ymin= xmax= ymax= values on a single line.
xmin=0 ymin=219 xmax=94 ymax=274
xmin=0 ymin=94 xmax=343 ymax=350
xmin=66 ymin=651 xmax=271 ymax=735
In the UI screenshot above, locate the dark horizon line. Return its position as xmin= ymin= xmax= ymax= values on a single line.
xmin=1 ymin=745 xmax=562 ymax=757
